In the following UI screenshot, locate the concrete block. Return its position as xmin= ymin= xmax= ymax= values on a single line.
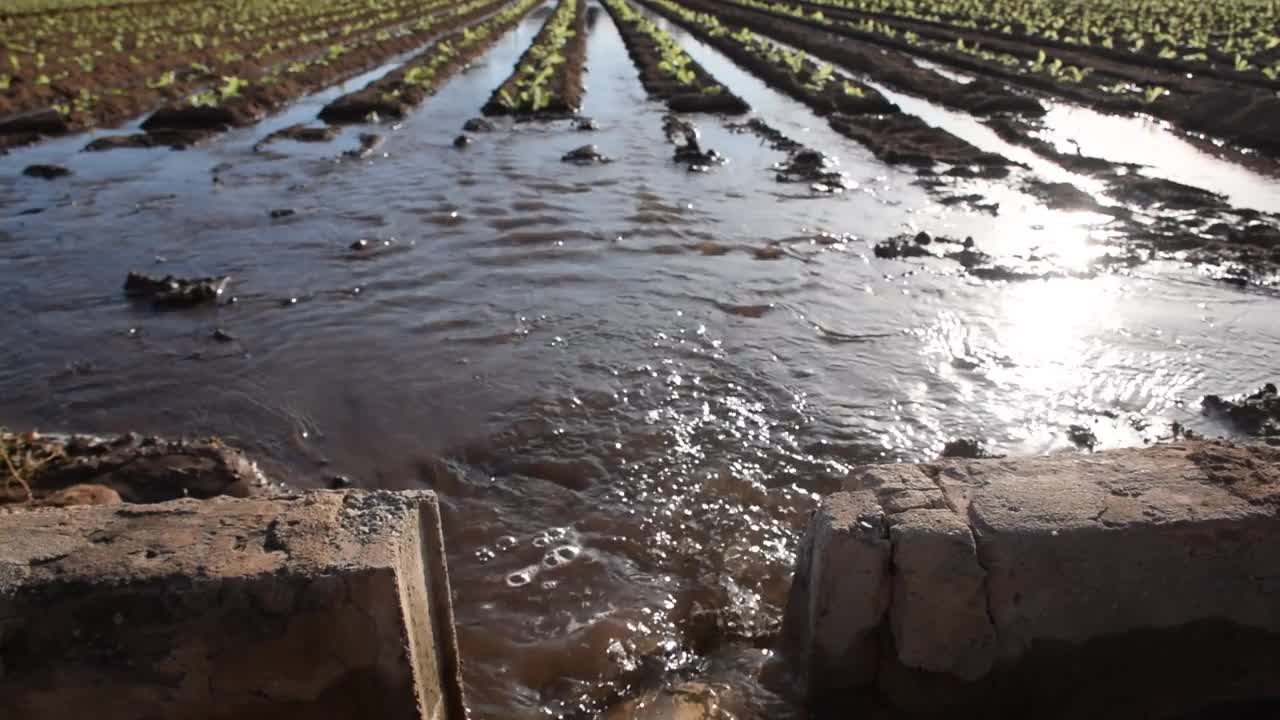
xmin=781 ymin=440 xmax=1280 ymax=717
xmin=888 ymin=508 xmax=995 ymax=681
xmin=937 ymin=443 xmax=1280 ymax=658
xmin=780 ymin=490 xmax=890 ymax=698
xmin=0 ymin=490 xmax=465 ymax=720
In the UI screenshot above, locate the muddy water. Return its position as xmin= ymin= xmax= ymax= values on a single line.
xmin=1 ymin=2 xmax=1279 ymax=717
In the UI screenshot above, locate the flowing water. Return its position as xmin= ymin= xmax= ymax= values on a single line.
xmin=2 ymin=3 xmax=1279 ymax=717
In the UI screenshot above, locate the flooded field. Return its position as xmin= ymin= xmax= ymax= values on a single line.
xmin=2 ymin=0 xmax=1279 ymax=717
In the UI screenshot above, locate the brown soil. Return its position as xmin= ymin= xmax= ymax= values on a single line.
xmin=0 ymin=431 xmax=269 ymax=507
xmin=830 ymin=114 xmax=1009 ymax=172
xmin=600 ymin=0 xmax=749 ymax=115
xmin=321 ymin=1 xmax=544 ymax=124
xmin=482 ymin=0 xmax=590 ymax=117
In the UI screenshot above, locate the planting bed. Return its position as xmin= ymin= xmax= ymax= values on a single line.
xmin=320 ymin=0 xmax=546 ymax=123
xmin=601 ymin=0 xmax=748 ymax=113
xmin=481 ymin=0 xmax=588 ymax=116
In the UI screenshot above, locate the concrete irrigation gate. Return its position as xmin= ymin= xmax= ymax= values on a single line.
xmin=0 ymin=490 xmax=465 ymax=720
xmin=1 ymin=440 xmax=1278 ymax=718
xmin=781 ymin=440 xmax=1280 ymax=717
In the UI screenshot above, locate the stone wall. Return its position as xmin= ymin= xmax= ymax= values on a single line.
xmin=780 ymin=440 xmax=1280 ymax=718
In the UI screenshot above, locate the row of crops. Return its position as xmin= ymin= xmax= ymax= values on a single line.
xmin=2 ymin=0 xmax=1277 ymax=162
xmin=792 ymin=0 xmax=1280 ymax=82
xmin=0 ymin=0 xmax=506 ymax=131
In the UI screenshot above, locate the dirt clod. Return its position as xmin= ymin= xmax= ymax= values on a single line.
xmin=463 ymin=117 xmax=496 ymax=133
xmin=1202 ymin=384 xmax=1280 ymax=438
xmin=22 ymin=164 xmax=71 ymax=180
xmin=0 ymin=430 xmax=267 ymax=507
xmin=561 ymin=144 xmax=612 ymax=165
xmin=124 ymin=272 xmax=229 ymax=307
xmin=940 ymin=438 xmax=1001 ymax=459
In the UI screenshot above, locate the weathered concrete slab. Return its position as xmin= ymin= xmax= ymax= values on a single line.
xmin=781 ymin=440 xmax=1280 ymax=718
xmin=780 ymin=490 xmax=890 ymax=701
xmin=0 ymin=490 xmax=465 ymax=720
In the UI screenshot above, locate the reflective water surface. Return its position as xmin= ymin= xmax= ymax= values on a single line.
xmin=1 ymin=4 xmax=1278 ymax=717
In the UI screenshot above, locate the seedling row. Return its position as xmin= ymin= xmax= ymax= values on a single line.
xmin=601 ymin=0 xmax=748 ymax=114
xmin=482 ymin=0 xmax=587 ymax=116
xmin=321 ymin=0 xmax=547 ymax=123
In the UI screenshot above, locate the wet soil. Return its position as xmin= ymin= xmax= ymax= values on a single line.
xmin=983 ymin=113 xmax=1280 ymax=280
xmin=21 ymin=164 xmax=72 ymax=180
xmin=1202 ymin=384 xmax=1280 ymax=440
xmin=0 ymin=431 xmax=269 ymax=506
xmin=83 ymin=129 xmax=216 ymax=152
xmin=124 ymin=271 xmax=231 ymax=307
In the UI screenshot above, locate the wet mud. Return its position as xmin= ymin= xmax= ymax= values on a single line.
xmin=986 ymin=114 xmax=1280 ymax=281
xmin=1202 ymin=384 xmax=1280 ymax=441
xmin=21 ymin=163 xmax=71 ymax=180
xmin=0 ymin=430 xmax=269 ymax=506
xmin=124 ymin=271 xmax=231 ymax=307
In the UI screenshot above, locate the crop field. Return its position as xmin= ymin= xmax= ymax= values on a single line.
xmin=2 ymin=0 xmax=1280 ymax=717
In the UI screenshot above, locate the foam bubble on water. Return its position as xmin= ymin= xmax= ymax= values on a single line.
xmin=542 ymin=543 xmax=581 ymax=569
xmin=506 ymin=566 xmax=539 ymax=588
xmin=496 ymin=535 xmax=518 ymax=552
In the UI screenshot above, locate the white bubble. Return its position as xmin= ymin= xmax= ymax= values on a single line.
xmin=544 ymin=544 xmax=581 ymax=568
